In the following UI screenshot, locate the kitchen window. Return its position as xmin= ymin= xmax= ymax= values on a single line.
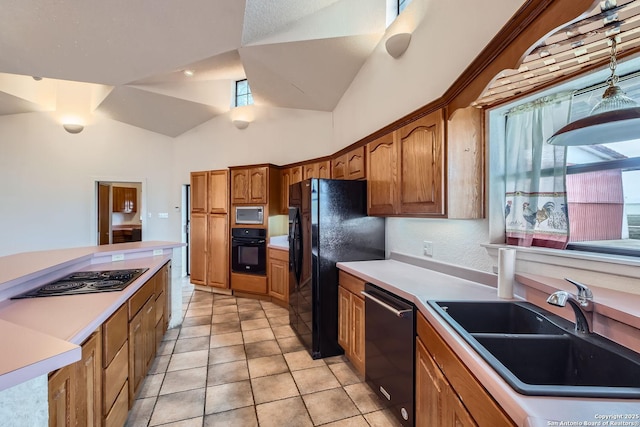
xmin=563 ymin=75 xmax=640 ymax=256
xmin=398 ymin=0 xmax=411 ymax=14
xmin=490 ymin=61 xmax=640 ymax=258
xmin=235 ymin=79 xmax=253 ymax=107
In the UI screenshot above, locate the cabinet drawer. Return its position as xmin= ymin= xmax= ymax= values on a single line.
xmin=104 ymin=380 xmax=128 ymax=427
xmin=103 ymin=342 xmax=128 ymax=413
xmin=231 ymin=272 xmax=267 ymax=294
xmin=128 ymin=278 xmax=154 ymax=320
xmin=269 ymin=247 xmax=289 ymax=262
xmin=338 ymin=270 xmax=365 ymax=295
xmin=102 ymin=304 xmax=128 ymax=367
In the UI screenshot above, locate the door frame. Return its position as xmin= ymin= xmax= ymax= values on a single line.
xmin=91 ymin=176 xmax=147 ymax=246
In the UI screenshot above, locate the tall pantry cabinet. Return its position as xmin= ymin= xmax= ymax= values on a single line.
xmin=190 ymin=170 xmax=230 ymax=289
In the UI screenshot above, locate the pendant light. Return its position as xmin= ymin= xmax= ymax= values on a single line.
xmin=547 ymin=37 xmax=640 ymax=146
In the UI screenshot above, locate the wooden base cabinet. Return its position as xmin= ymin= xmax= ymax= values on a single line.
xmin=49 ymin=263 xmax=171 ymax=427
xmin=337 ymin=271 xmax=366 ymax=375
xmin=416 ymin=312 xmax=515 ymax=427
xmin=267 ymin=247 xmax=289 ymax=304
xmin=48 ymin=330 xmax=102 ymax=427
xmin=48 ymin=359 xmax=77 ymax=427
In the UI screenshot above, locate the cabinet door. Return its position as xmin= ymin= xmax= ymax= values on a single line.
xmin=337 ymin=286 xmax=350 ymax=352
xmin=189 ymin=212 xmax=207 ymax=286
xmin=346 ymin=146 xmax=366 ymax=180
xmin=281 ymin=168 xmax=291 ymax=214
xmin=142 ymin=297 xmax=156 ymax=372
xmin=190 ymin=171 xmax=208 ymax=213
xmin=367 ymin=133 xmax=397 ymax=215
xmin=112 ymin=187 xmax=124 ymax=213
xmin=77 ymin=331 xmax=102 ymax=427
xmin=416 ymin=338 xmax=447 ymax=427
xmin=209 ymin=170 xmax=229 ymax=214
xmin=125 ymin=188 xmax=137 ymax=213
xmin=303 ymin=163 xmax=317 ymax=180
xmin=291 ymin=166 xmax=303 ymax=184
xmin=317 ymin=161 xmax=331 ymax=179
xmin=331 ymin=154 xmax=346 ymax=179
xmin=207 ymin=214 xmax=229 ymax=289
xmin=230 ymin=169 xmax=249 ymax=204
xmin=350 ymin=294 xmax=366 ymax=375
xmin=268 ymin=250 xmax=288 ymax=301
xmin=447 ymin=106 xmax=484 ymax=219
xmin=398 ymin=110 xmax=444 ymax=215
xmin=49 ymin=363 xmax=76 ymax=427
xmin=447 ymin=387 xmax=478 ymax=427
xmin=249 ymin=167 xmax=268 ymax=204
xmin=128 ymin=308 xmax=145 ymax=406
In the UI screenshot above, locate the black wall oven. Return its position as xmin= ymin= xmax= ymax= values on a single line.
xmin=231 ymin=228 xmax=267 ymax=275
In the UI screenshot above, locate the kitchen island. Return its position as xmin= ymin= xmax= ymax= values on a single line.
xmin=0 ymin=241 xmax=183 ymax=426
xmin=338 ymin=252 xmax=640 ymax=427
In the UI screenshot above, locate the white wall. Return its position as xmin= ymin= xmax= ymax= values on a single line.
xmin=0 ymin=112 xmax=174 ymax=257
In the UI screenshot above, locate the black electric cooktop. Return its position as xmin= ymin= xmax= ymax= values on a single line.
xmin=11 ymin=268 xmax=148 ymax=299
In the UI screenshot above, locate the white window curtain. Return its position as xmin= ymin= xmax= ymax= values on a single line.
xmin=504 ymin=92 xmax=573 ymax=249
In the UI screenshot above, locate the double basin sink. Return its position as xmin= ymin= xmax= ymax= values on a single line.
xmin=428 ymin=300 xmax=640 ymax=398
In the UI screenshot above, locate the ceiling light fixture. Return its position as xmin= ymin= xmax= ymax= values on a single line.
xmin=232 ymin=119 xmax=250 ymax=130
xmin=548 ymin=37 xmax=640 ymax=146
xmin=183 ymin=69 xmax=195 ymax=77
xmin=63 ymin=123 xmax=84 ymax=134
xmin=385 ymin=33 xmax=412 ymax=59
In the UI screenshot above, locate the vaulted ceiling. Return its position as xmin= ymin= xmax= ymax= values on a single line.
xmin=0 ymin=0 xmax=389 ymax=136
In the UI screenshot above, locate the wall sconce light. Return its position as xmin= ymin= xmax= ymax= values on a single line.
xmin=63 ymin=123 xmax=84 ymax=134
xmin=385 ymin=33 xmax=412 ymax=58
xmin=232 ymin=119 xmax=250 ymax=130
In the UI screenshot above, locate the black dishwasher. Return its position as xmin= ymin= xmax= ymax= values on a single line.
xmin=363 ymin=283 xmax=415 ymax=427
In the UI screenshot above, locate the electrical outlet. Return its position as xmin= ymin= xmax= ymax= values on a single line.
xmin=423 ymin=240 xmax=433 ymax=257
xmin=111 ymin=253 xmax=125 ymax=262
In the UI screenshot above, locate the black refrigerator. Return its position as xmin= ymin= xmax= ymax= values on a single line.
xmin=289 ymin=178 xmax=385 ymax=359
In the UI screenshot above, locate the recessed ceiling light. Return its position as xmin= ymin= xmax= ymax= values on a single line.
xmin=183 ymin=69 xmax=195 ymax=77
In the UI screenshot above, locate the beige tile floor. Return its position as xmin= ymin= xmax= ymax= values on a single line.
xmin=125 ymin=278 xmax=402 ymax=427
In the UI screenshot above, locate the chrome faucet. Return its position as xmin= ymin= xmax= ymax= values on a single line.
xmin=546 ymin=278 xmax=594 ymax=334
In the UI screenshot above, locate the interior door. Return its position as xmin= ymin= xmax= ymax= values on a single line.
xmin=98 ymin=183 xmax=110 ymax=245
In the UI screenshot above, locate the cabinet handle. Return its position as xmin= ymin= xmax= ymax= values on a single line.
xmin=147 ymin=305 xmax=154 ymax=314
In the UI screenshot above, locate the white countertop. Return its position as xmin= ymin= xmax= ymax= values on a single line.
xmin=0 ymin=241 xmax=183 ymax=391
xmin=337 ymin=254 xmax=640 ymax=427
xmin=268 ymin=235 xmax=288 ymax=250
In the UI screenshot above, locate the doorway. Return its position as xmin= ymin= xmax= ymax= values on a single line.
xmin=183 ymin=184 xmax=191 ymax=275
xmin=96 ymin=181 xmax=143 ymax=245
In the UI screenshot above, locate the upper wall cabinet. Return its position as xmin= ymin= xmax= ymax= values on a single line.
xmin=303 ymin=160 xmax=331 ymax=180
xmin=367 ymin=110 xmax=445 ymax=216
xmin=366 ymin=107 xmax=483 ymax=218
xmin=280 ymin=166 xmax=303 ymax=214
xmin=231 ymin=167 xmax=268 ymax=205
xmin=332 ymin=146 xmax=366 ymax=180
xmin=112 ymin=187 xmax=137 ymax=214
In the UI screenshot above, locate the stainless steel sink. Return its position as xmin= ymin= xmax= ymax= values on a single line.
xmin=428 ymin=300 xmax=640 ymax=398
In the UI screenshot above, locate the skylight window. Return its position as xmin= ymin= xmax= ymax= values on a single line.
xmin=235 ymin=79 xmax=253 ymax=107
xmin=398 ymin=0 xmax=411 ymax=14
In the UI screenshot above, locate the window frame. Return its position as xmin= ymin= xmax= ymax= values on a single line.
xmin=235 ymin=79 xmax=253 ymax=107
